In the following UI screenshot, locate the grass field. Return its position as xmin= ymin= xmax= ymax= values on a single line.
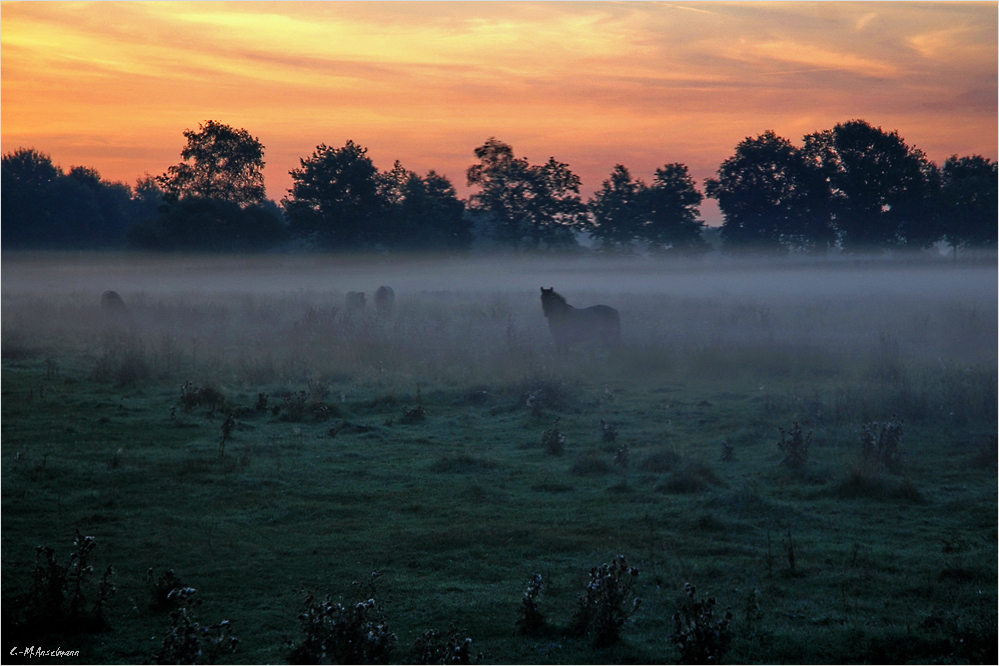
xmin=2 ymin=253 xmax=996 ymax=664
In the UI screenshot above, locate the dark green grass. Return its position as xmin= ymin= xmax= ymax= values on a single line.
xmin=2 ymin=271 xmax=997 ymax=664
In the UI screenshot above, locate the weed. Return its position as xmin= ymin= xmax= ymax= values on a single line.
xmin=516 ymin=573 xmax=547 ymax=637
xmin=400 ymin=385 xmax=427 ymax=424
xmin=777 ymin=422 xmax=811 ymax=470
xmin=290 ymin=594 xmax=396 ymax=665
xmin=668 ymin=582 xmax=733 ymax=664
xmin=219 ymin=412 xmax=235 ymax=459
xmin=9 ymin=530 xmax=116 ymax=638
xmin=600 ymin=419 xmax=618 ymax=443
xmin=154 ymin=588 xmax=238 ymax=665
xmin=860 ymin=417 xmax=904 ymax=474
xmin=180 ymin=381 xmax=226 ymax=413
xmin=541 ymin=417 xmax=566 ymax=456
xmin=143 ymin=568 xmax=186 ymax=611
xmin=569 ymin=555 xmax=642 ymax=647
xmin=721 ymin=441 xmax=735 ymax=462
xmin=413 ymin=624 xmax=477 ymax=664
xmin=613 ymin=443 xmax=630 ymax=468
xmin=519 ymin=374 xmax=573 ymax=416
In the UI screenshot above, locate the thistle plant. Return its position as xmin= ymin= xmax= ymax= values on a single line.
xmin=669 ymin=582 xmax=733 ymax=665
xmin=570 ymin=555 xmax=642 ymax=647
xmin=291 ymin=594 xmax=396 ymax=665
xmin=515 ymin=573 xmax=546 ymax=637
xmin=777 ymin=422 xmax=811 ymax=470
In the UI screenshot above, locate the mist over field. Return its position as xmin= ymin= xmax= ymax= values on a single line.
xmin=2 ymin=251 xmax=996 ymax=664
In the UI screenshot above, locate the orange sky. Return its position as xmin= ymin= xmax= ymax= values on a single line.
xmin=2 ymin=1 xmax=996 ymax=224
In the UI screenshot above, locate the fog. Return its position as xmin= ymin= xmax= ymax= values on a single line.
xmin=2 ymin=253 xmax=996 ymax=389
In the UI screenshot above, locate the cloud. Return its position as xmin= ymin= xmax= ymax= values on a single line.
xmin=2 ymin=0 xmax=995 ymax=214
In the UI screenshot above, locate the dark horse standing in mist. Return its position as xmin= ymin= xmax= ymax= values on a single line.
xmin=540 ymin=288 xmax=620 ymax=350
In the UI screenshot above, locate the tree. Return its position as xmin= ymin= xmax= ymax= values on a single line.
xmin=589 ymin=165 xmax=644 ymax=252
xmin=803 ymin=120 xmax=939 ymax=251
xmin=2 ymin=148 xmax=61 ymax=246
xmin=126 ymin=197 xmax=286 ymax=252
xmin=705 ymin=131 xmax=833 ymax=253
xmin=466 ymin=138 xmax=587 ymax=250
xmin=157 ymin=120 xmax=266 ymax=205
xmin=939 ymin=155 xmax=997 ymax=250
xmin=640 ymin=163 xmax=708 ymax=255
xmin=2 ymin=148 xmax=134 ymax=249
xmin=283 ymin=140 xmax=386 ymax=249
xmin=393 ymin=170 xmax=471 ymax=251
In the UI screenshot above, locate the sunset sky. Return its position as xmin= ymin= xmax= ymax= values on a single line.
xmin=2 ymin=1 xmax=996 ymax=224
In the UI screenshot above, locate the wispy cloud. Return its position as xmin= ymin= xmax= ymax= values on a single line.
xmin=2 ymin=1 xmax=995 ymax=216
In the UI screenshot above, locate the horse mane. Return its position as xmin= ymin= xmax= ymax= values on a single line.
xmin=540 ymin=287 xmax=570 ymax=318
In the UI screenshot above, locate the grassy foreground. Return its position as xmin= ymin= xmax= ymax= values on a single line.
xmin=2 ymin=254 xmax=996 ymax=664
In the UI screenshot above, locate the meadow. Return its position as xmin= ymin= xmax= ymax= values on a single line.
xmin=2 ymin=252 xmax=996 ymax=664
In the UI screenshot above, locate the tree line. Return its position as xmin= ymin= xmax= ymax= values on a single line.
xmin=2 ymin=118 xmax=995 ymax=254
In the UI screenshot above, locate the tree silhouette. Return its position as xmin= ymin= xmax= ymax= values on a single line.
xmin=283 ymin=140 xmax=386 ymax=250
xmin=706 ymin=131 xmax=833 ymax=253
xmin=940 ymin=155 xmax=998 ymax=250
xmin=2 ymin=148 xmax=134 ymax=249
xmin=157 ymin=120 xmax=266 ymax=205
xmin=127 ymin=197 xmax=286 ymax=251
xmin=641 ymin=163 xmax=708 ymax=255
xmin=803 ymin=120 xmax=939 ymax=251
xmin=393 ymin=170 xmax=471 ymax=251
xmin=589 ymin=165 xmax=645 ymax=252
xmin=590 ymin=163 xmax=707 ymax=255
xmin=466 ymin=138 xmax=587 ymax=250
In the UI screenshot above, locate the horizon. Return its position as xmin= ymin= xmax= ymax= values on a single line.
xmin=2 ymin=1 xmax=997 ymax=226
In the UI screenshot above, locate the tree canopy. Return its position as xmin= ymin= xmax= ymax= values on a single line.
xmin=705 ymin=131 xmax=833 ymax=253
xmin=803 ymin=119 xmax=940 ymax=251
xmin=466 ymin=138 xmax=587 ymax=250
xmin=157 ymin=120 xmax=266 ymax=206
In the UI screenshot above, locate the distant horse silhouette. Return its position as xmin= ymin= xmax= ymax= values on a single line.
xmin=346 ymin=291 xmax=366 ymax=312
xmin=540 ymin=288 xmax=620 ymax=350
xmin=374 ymin=286 xmax=395 ymax=315
xmin=100 ymin=290 xmax=129 ymax=324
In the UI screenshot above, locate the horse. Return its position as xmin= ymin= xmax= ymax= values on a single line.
xmin=345 ymin=291 xmax=366 ymax=312
xmin=100 ymin=290 xmax=129 ymax=324
xmin=540 ymin=287 xmax=620 ymax=350
xmin=374 ymin=286 xmax=395 ymax=315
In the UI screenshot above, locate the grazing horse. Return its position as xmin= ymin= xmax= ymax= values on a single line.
xmin=374 ymin=286 xmax=395 ymax=315
xmin=540 ymin=287 xmax=620 ymax=350
xmin=345 ymin=291 xmax=366 ymax=312
xmin=100 ymin=290 xmax=129 ymax=323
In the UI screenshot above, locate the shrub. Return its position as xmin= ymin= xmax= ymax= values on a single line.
xmin=542 ymin=417 xmax=566 ymax=456
xmin=154 ymin=588 xmax=237 ymax=665
xmin=515 ymin=573 xmax=546 ymax=637
xmin=290 ymin=594 xmax=396 ymax=665
xmin=180 ymin=381 xmax=226 ymax=413
xmin=668 ymin=582 xmax=733 ymax=664
xmin=143 ymin=568 xmax=185 ymax=610
xmin=400 ymin=386 xmax=427 ymax=424
xmin=777 ymin=422 xmax=811 ymax=470
xmin=413 ymin=624 xmax=476 ymax=664
xmin=9 ymin=530 xmax=116 ymax=638
xmin=860 ymin=417 xmax=904 ymax=474
xmin=570 ymin=555 xmax=642 ymax=647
